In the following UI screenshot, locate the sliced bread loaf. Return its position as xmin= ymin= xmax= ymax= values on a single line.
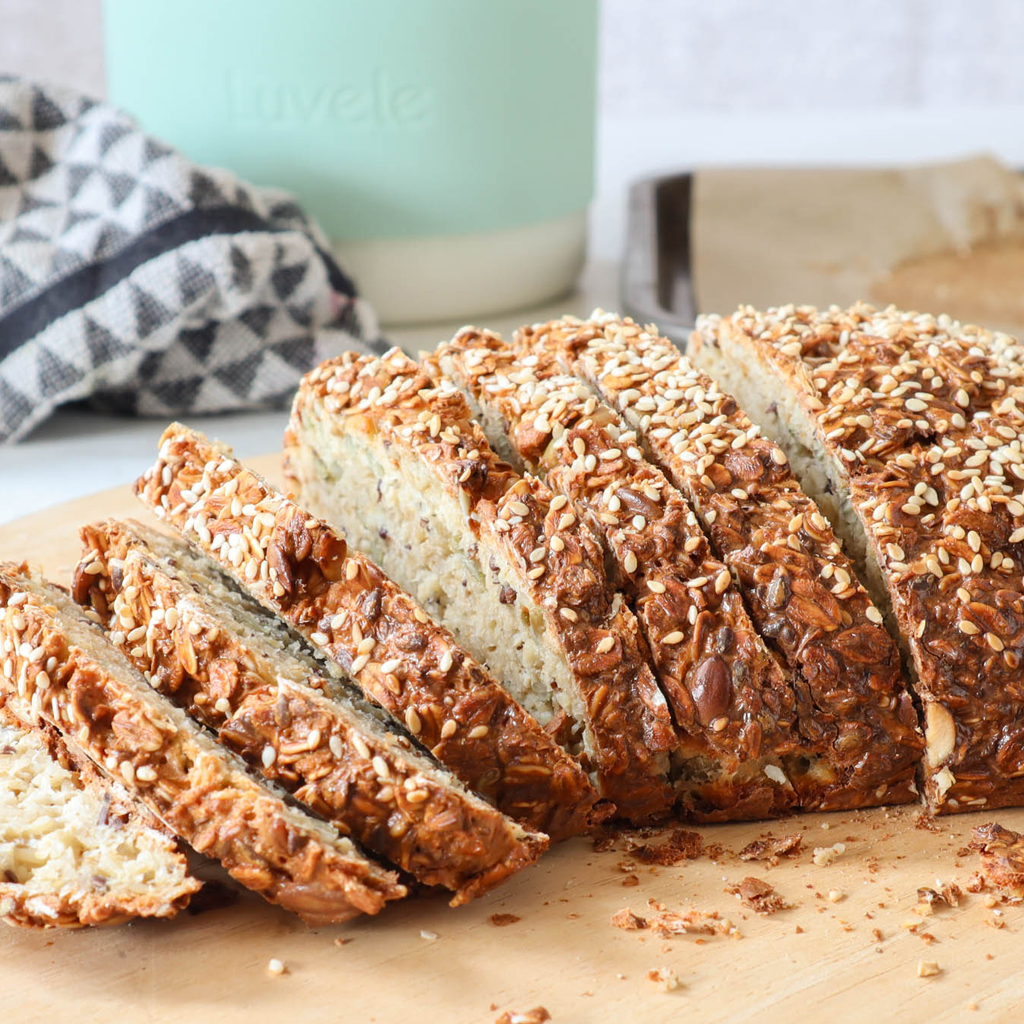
xmin=285 ymin=349 xmax=678 ymax=823
xmin=74 ymin=518 xmax=546 ymax=905
xmin=0 ymin=711 xmax=197 ymax=928
xmin=432 ymin=328 xmax=798 ymax=820
xmin=134 ymin=424 xmax=600 ymax=839
xmin=519 ymin=312 xmax=923 ymax=811
xmin=690 ymin=304 xmax=1024 ymax=813
xmin=0 ymin=563 xmax=406 ymax=925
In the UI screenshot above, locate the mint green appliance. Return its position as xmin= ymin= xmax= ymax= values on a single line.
xmin=104 ymin=0 xmax=598 ymax=323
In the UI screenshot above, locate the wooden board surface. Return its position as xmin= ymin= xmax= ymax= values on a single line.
xmin=2 ymin=453 xmax=1023 ymax=1024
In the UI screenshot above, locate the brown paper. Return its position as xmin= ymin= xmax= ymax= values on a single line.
xmin=692 ymin=155 xmax=1024 ymax=335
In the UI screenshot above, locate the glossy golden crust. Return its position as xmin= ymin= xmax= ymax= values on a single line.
xmin=431 ymin=329 xmax=798 ymax=820
xmin=519 ymin=313 xmax=922 ymax=812
xmin=701 ymin=304 xmax=1024 ymax=813
xmin=73 ymin=519 xmax=546 ymax=905
xmin=136 ymin=424 xmax=600 ymax=839
xmin=0 ymin=564 xmax=404 ymax=926
xmin=286 ymin=350 xmax=677 ymax=822
xmin=0 ymin=707 xmax=198 ymax=929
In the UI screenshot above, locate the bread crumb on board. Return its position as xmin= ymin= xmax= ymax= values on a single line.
xmin=969 ymin=823 xmax=1024 ymax=898
xmin=490 ymin=913 xmax=522 ymax=927
xmin=917 ymin=960 xmax=941 ymax=978
xmin=812 ymin=842 xmax=847 ymax=866
xmin=420 ymin=929 xmax=439 ymax=941
xmin=738 ymin=833 xmax=803 ymax=866
xmin=267 ymin=958 xmax=286 ymax=976
xmin=726 ymin=877 xmax=791 ymax=915
xmin=495 ymin=1007 xmax=551 ymax=1024
xmin=647 ymin=968 xmax=682 ymax=992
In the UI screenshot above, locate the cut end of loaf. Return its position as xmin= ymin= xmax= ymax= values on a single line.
xmin=0 ymin=714 xmax=197 ymax=929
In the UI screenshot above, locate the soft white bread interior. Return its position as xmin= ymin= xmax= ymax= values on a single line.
xmin=0 ymin=714 xmax=197 ymax=929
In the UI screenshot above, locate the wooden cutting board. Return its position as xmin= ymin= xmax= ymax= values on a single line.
xmin=2 ymin=454 xmax=1022 ymax=1024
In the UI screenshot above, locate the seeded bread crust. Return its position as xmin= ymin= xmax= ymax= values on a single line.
xmin=693 ymin=304 xmax=1024 ymax=813
xmin=0 ymin=708 xmax=197 ymax=928
xmin=431 ymin=329 xmax=799 ymax=820
xmin=135 ymin=424 xmax=599 ymax=840
xmin=519 ymin=313 xmax=922 ymax=812
xmin=285 ymin=350 xmax=678 ymax=822
xmin=0 ymin=563 xmax=406 ymax=925
xmin=73 ymin=519 xmax=546 ymax=905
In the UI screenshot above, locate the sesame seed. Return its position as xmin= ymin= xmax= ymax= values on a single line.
xmin=958 ymin=620 xmax=979 ymax=635
xmin=136 ymin=765 xmax=157 ymax=782
xmin=345 ymin=560 xmax=359 ymax=581
xmin=986 ymin=633 xmax=1005 ymax=652
xmin=214 ymin=697 xmax=231 ymax=714
xmin=119 ymin=761 xmax=135 ymax=784
xmin=663 ymin=631 xmax=685 ymax=644
xmin=596 ymin=636 xmax=615 ymax=654
xmin=405 ymin=708 xmax=422 ymax=734
xmin=310 ymin=631 xmax=329 ymax=645
xmin=509 ymin=501 xmax=530 ymax=516
xmin=558 ymin=512 xmax=576 ymax=530
xmin=262 ymin=746 xmax=277 ymax=768
xmin=551 ymin=494 xmax=569 ymax=511
xmin=307 ymin=728 xmax=322 ymax=749
xmin=559 ymin=607 xmax=578 ymax=622
xmin=380 ymin=657 xmax=402 ymax=675
xmin=647 ymin=580 xmax=667 ymax=594
xmin=550 ymin=535 xmax=565 ymax=552
xmin=440 ymin=720 xmax=457 ymax=739
xmin=623 ymin=551 xmax=638 ymax=574
xmin=352 ymin=735 xmax=371 ymax=759
xmin=688 ymin=576 xmax=709 ymax=589
xmin=372 ymin=755 xmax=390 ymax=778
xmin=468 ymin=725 xmax=489 ymax=739
xmin=351 ymin=654 xmax=370 ymax=673
xmin=715 ymin=569 xmax=731 ymax=594
xmin=865 ymin=606 xmax=883 ymax=624
xmin=438 ymin=650 xmax=454 ymax=672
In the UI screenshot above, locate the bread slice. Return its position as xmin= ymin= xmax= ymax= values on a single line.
xmin=0 ymin=563 xmax=406 ymax=924
xmin=518 ymin=312 xmax=923 ymax=811
xmin=0 ymin=710 xmax=197 ymax=929
xmin=134 ymin=424 xmax=600 ymax=840
xmin=689 ymin=303 xmax=1024 ymax=814
xmin=73 ymin=518 xmax=546 ymax=904
xmin=431 ymin=328 xmax=798 ymax=820
xmin=284 ymin=349 xmax=678 ymax=823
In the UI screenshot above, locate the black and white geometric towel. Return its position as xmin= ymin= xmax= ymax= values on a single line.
xmin=0 ymin=76 xmax=386 ymax=444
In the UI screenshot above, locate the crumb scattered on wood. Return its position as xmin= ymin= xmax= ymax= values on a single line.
xmin=915 ymin=814 xmax=942 ymax=833
xmin=495 ymin=1007 xmax=551 ymax=1024
xmin=647 ymin=968 xmax=682 ymax=992
xmin=333 ymin=937 xmax=351 ymax=947
xmin=611 ymin=909 xmax=647 ymax=931
xmin=490 ymin=913 xmax=522 ymax=927
xmin=969 ymin=823 xmax=1024 ymax=898
xmin=812 ymin=842 xmax=846 ymax=866
xmin=420 ymin=929 xmax=439 ymax=940
xmin=626 ymin=828 xmax=723 ymax=865
xmin=738 ymin=833 xmax=802 ymax=866
xmin=915 ymin=882 xmax=962 ymax=916
xmin=726 ymin=876 xmax=791 ymax=915
xmin=612 ymin=903 xmax=737 ymax=938
xmin=917 ymin=960 xmax=941 ymax=978
xmin=267 ymin=958 xmax=286 ymax=976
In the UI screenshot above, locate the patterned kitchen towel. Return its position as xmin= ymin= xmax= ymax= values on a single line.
xmin=0 ymin=76 xmax=386 ymax=444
